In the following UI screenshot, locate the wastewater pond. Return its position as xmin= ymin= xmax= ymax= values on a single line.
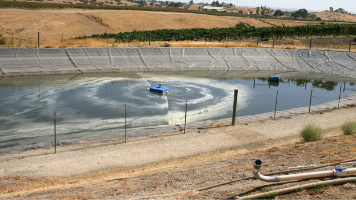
xmin=0 ymin=71 xmax=355 ymax=150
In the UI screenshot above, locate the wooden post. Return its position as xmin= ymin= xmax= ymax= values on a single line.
xmin=54 ymin=111 xmax=56 ymax=154
xmin=12 ymin=33 xmax=14 ymax=47
xmin=184 ymin=99 xmax=187 ymax=134
xmin=274 ymin=90 xmax=278 ymax=119
xmin=309 ymin=87 xmax=313 ymax=113
xmin=232 ymin=89 xmax=238 ymax=125
xmin=125 ymin=104 xmax=127 ymax=143
xmin=350 ymin=40 xmax=352 ymax=52
xmin=257 ymin=37 xmax=259 ymax=47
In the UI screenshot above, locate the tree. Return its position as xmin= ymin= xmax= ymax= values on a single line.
xmin=335 ymin=8 xmax=346 ymax=14
xmin=189 ymin=0 xmax=193 ymax=5
xmin=309 ymin=13 xmax=317 ymax=19
xmin=273 ymin=9 xmax=284 ymax=17
xmin=256 ymin=7 xmax=260 ymax=15
xmin=261 ymin=5 xmax=266 ymax=15
xmin=293 ymin=8 xmax=308 ymax=19
xmin=329 ymin=7 xmax=333 ymax=12
xmin=140 ymin=0 xmax=146 ymax=6
xmin=236 ymin=22 xmax=246 ymax=27
xmin=211 ymin=0 xmax=219 ymax=6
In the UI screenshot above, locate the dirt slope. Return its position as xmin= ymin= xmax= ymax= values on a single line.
xmin=0 ymin=8 xmax=332 ymax=45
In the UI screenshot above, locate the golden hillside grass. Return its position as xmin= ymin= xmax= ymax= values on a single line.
xmin=0 ymin=8 xmax=355 ymax=49
xmin=316 ymin=11 xmax=356 ymax=22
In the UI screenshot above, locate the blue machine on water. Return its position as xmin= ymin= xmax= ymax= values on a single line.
xmin=268 ymin=75 xmax=280 ymax=82
xmin=150 ymin=84 xmax=171 ymax=93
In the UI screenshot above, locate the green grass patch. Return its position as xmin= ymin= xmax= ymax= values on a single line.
xmin=261 ymin=192 xmax=279 ymax=199
xmin=300 ymin=124 xmax=324 ymax=142
xmin=310 ymin=183 xmax=325 ymax=190
xmin=341 ymin=121 xmax=356 ymax=135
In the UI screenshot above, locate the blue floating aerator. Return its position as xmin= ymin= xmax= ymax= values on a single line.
xmin=268 ymin=75 xmax=280 ymax=82
xmin=150 ymin=84 xmax=171 ymax=93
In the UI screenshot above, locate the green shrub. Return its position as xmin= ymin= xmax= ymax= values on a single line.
xmin=300 ymin=124 xmax=324 ymax=142
xmin=0 ymin=38 xmax=5 ymax=45
xmin=341 ymin=121 xmax=356 ymax=135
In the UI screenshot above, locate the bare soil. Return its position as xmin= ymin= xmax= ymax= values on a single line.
xmin=0 ymin=106 xmax=356 ymax=199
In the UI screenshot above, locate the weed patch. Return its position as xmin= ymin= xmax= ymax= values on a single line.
xmin=341 ymin=121 xmax=356 ymax=135
xmin=300 ymin=124 xmax=324 ymax=142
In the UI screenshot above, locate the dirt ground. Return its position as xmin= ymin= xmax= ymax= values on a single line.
xmin=0 ymin=105 xmax=356 ymax=199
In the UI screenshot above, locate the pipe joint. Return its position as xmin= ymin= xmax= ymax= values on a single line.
xmin=334 ymin=167 xmax=347 ymax=177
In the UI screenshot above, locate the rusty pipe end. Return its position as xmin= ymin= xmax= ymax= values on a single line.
xmin=253 ymin=159 xmax=262 ymax=172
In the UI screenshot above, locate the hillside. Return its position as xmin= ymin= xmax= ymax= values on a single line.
xmin=0 ymin=8 xmax=336 ymax=47
xmin=316 ymin=11 xmax=356 ymax=22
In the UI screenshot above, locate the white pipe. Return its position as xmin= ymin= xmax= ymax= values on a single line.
xmin=236 ymin=177 xmax=356 ymax=199
xmin=253 ymin=159 xmax=356 ymax=182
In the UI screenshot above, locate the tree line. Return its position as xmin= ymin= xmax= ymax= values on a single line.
xmin=79 ymin=23 xmax=356 ymax=42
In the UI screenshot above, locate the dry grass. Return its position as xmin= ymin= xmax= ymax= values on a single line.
xmin=2 ymin=8 xmax=355 ymax=49
xmin=316 ymin=11 xmax=356 ymax=22
xmin=210 ymin=121 xmax=232 ymax=127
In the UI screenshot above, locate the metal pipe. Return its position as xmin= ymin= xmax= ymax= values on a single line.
xmin=253 ymin=159 xmax=356 ymax=182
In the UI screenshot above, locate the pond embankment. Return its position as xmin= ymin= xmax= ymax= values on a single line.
xmin=1 ymin=47 xmax=356 ymax=78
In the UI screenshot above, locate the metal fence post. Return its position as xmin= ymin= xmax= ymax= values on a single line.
xmin=310 ymin=38 xmax=313 ymax=50
xmin=232 ymin=89 xmax=238 ymax=125
xmin=54 ymin=111 xmax=56 ymax=154
xmin=338 ymin=84 xmax=342 ymax=108
xmin=38 ymin=32 xmax=40 ymax=48
xmin=125 ymin=104 xmax=127 ymax=143
xmin=149 ymin=33 xmax=151 ymax=46
xmin=309 ymin=87 xmax=313 ymax=113
xmin=274 ymin=90 xmax=278 ymax=119
xmin=273 ymin=36 xmax=275 ymax=48
xmin=184 ymin=99 xmax=187 ymax=134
